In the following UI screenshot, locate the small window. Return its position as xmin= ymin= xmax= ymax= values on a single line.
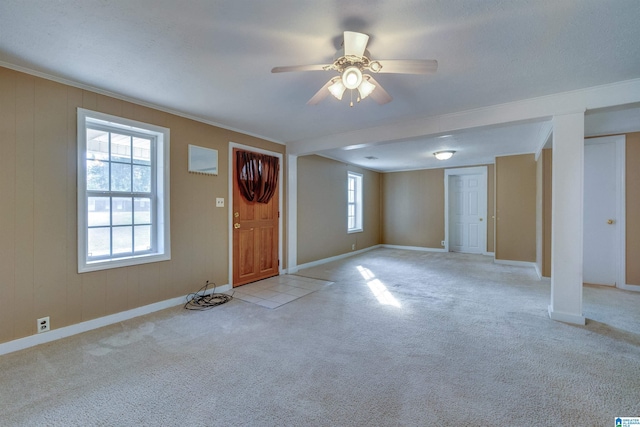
xmin=77 ymin=109 xmax=170 ymax=273
xmin=348 ymin=172 xmax=363 ymax=233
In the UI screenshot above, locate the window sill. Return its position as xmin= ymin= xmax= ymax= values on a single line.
xmin=79 ymin=252 xmax=171 ymax=273
xmin=348 ymin=229 xmax=363 ymax=234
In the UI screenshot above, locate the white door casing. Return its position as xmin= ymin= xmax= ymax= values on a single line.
xmin=444 ymin=166 xmax=487 ymax=254
xmin=583 ymin=136 xmax=626 ymax=288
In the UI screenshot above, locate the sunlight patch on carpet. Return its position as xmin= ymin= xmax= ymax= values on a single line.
xmin=357 ymin=265 xmax=401 ymax=308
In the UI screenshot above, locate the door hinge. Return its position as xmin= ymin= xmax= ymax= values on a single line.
xmin=278 ymin=259 xmax=280 ymax=266
xmin=278 ymin=211 xmax=280 ymax=218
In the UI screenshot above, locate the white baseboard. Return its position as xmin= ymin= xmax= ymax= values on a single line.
xmin=618 ymin=283 xmax=640 ymax=292
xmin=381 ymin=244 xmax=447 ymax=253
xmin=295 ymin=245 xmax=382 ymax=271
xmin=384 ymin=246 xmax=492 ymax=256
xmin=532 ymin=263 xmax=551 ymax=282
xmin=534 ymin=263 xmax=542 ymax=280
xmin=548 ymin=305 xmax=586 ymax=325
xmin=494 ymin=259 xmax=537 ymax=269
xmin=0 ymin=284 xmax=231 ymax=356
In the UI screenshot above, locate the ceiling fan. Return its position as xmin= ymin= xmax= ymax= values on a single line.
xmin=272 ymin=31 xmax=438 ymax=107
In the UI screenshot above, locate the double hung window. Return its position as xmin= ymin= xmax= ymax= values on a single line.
xmin=348 ymin=172 xmax=363 ymax=233
xmin=77 ymin=109 xmax=170 ymax=272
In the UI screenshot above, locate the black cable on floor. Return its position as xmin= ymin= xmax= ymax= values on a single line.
xmin=184 ymin=281 xmax=233 ymax=310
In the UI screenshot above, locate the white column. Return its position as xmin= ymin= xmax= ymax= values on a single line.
xmin=549 ymin=112 xmax=586 ymax=325
xmin=286 ymin=154 xmax=298 ymax=274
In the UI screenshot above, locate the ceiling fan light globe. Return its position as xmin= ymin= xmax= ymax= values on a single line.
xmin=342 ymin=66 xmax=363 ymax=89
xmin=357 ymin=78 xmax=376 ymax=100
xmin=328 ymin=80 xmax=347 ymax=100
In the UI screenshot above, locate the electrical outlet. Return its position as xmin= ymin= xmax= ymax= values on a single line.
xmin=216 ymin=198 xmax=224 ymax=207
xmin=37 ymin=316 xmax=50 ymax=333
xmin=352 ymin=243 xmax=356 ymax=250
xmin=441 ymin=240 xmax=445 ymax=247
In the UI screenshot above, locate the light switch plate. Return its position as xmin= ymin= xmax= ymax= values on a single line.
xmin=216 ymin=198 xmax=224 ymax=207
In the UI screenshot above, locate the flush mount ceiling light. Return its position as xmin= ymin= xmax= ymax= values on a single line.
xmin=434 ymin=150 xmax=456 ymax=160
xmin=272 ymin=31 xmax=438 ymax=107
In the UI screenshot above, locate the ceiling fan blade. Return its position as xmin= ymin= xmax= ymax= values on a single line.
xmin=343 ymin=31 xmax=369 ymax=57
xmin=307 ymin=79 xmax=336 ymax=105
xmin=375 ymin=59 xmax=438 ymax=74
xmin=271 ymin=64 xmax=331 ymax=73
xmin=365 ymin=76 xmax=392 ymax=105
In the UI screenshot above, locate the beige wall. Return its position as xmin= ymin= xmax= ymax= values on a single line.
xmin=626 ymin=132 xmax=640 ymax=285
xmin=0 ymin=67 xmax=284 ymax=344
xmin=381 ymin=164 xmax=495 ymax=252
xmin=495 ymin=154 xmax=537 ymax=262
xmin=296 ymin=155 xmax=381 ymax=265
xmin=382 ymin=168 xmax=444 ymax=248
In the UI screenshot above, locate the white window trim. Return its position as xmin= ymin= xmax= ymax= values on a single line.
xmin=77 ymin=108 xmax=171 ymax=273
xmin=348 ymin=171 xmax=363 ymax=233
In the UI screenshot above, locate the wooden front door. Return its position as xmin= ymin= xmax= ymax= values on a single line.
xmin=232 ymin=148 xmax=279 ymax=287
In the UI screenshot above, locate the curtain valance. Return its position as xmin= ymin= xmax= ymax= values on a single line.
xmin=236 ymin=150 xmax=279 ymax=203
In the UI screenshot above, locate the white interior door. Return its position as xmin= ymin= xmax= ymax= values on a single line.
xmin=583 ymin=137 xmax=623 ymax=286
xmin=449 ymin=173 xmax=486 ymax=254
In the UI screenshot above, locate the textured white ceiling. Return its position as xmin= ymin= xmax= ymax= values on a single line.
xmin=1 ymin=0 xmax=639 ymax=170
xmin=322 ymin=121 xmax=552 ymax=172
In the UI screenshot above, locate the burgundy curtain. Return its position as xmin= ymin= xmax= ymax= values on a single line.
xmin=236 ymin=150 xmax=279 ymax=203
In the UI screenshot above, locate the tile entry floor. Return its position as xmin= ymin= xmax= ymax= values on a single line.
xmin=229 ymin=275 xmax=333 ymax=309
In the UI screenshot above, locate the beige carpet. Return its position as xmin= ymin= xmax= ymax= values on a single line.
xmin=1 ymin=248 xmax=639 ymax=426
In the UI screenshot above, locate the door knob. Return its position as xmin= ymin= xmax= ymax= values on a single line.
xmin=234 ymin=223 xmax=240 ymax=229
xmin=607 ymin=219 xmax=614 ymax=225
